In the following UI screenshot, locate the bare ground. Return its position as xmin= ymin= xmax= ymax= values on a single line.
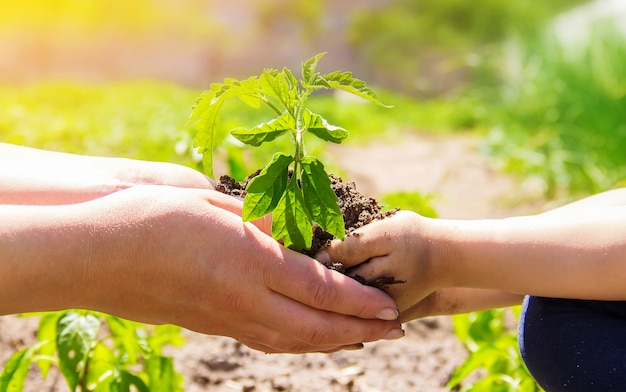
xmin=0 ymin=132 xmax=545 ymax=391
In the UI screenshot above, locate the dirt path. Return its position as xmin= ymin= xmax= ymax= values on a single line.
xmin=327 ymin=132 xmax=543 ymax=219
xmin=0 ymin=132 xmax=545 ymax=391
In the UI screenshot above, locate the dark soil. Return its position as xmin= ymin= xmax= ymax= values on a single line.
xmin=215 ymin=172 xmax=404 ymax=288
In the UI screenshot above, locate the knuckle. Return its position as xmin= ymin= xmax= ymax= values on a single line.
xmin=262 ymin=333 xmax=319 ymax=353
xmin=302 ymin=325 xmax=333 ymax=347
xmin=352 ymin=301 xmax=371 ymax=319
xmin=307 ymin=277 xmax=339 ymax=310
xmin=282 ymin=342 xmax=311 ymax=354
xmin=215 ymin=291 xmax=249 ymax=314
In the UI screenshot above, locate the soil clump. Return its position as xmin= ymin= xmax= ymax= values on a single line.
xmin=215 ymin=172 xmax=404 ymax=288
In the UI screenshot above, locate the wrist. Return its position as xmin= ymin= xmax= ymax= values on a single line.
xmin=73 ymin=190 xmax=154 ymax=316
xmin=0 ymin=204 xmax=97 ymax=314
xmin=425 ymin=218 xmax=496 ymax=289
xmin=421 ymin=217 xmax=453 ymax=288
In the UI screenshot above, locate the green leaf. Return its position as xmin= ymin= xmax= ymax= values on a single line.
xmin=104 ymin=316 xmax=142 ymax=365
xmin=56 ymin=311 xmax=101 ymax=391
xmin=260 ymin=69 xmax=285 ymax=99
xmin=242 ymin=153 xmax=293 ymax=221
xmin=302 ymin=53 xmax=323 ymax=82
xmin=447 ymin=347 xmax=501 ymax=389
xmin=301 ymin=157 xmax=346 ymax=240
xmin=301 ymin=53 xmax=330 ymax=88
xmin=230 ymin=76 xmax=262 ymax=109
xmin=186 ymin=77 xmax=262 ymax=178
xmin=0 ymin=341 xmax=47 ymax=392
xmin=185 ymin=88 xmax=225 ymax=178
xmin=231 ymin=113 xmax=294 ymax=147
xmin=302 ymin=109 xmax=349 ymax=144
xmin=223 ymin=76 xmax=261 ymax=95
xmin=145 ymin=356 xmax=183 ymax=392
xmin=83 ymin=344 xmax=116 ymax=392
xmin=260 ymin=69 xmax=298 ymax=111
xmin=272 ymin=176 xmax=312 ymax=251
xmin=35 ymin=312 xmax=61 ymax=378
xmin=323 ymin=71 xmax=392 ymax=107
xmin=283 ymin=67 xmax=300 ymax=91
xmin=147 ymin=325 xmax=185 ymax=355
xmin=119 ymin=370 xmax=150 ymax=392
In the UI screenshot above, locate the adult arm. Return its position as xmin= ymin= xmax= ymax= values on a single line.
xmin=0 ymin=142 xmax=214 ymax=205
xmin=319 ymin=189 xmax=626 ymax=321
xmin=0 ymin=185 xmax=402 ymax=353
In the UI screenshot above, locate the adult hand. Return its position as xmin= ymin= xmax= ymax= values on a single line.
xmin=1 ymin=185 xmax=401 ymax=354
xmin=0 ymin=142 xmax=215 ymax=205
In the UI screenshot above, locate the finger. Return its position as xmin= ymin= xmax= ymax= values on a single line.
xmin=344 ymin=254 xmax=396 ymax=281
xmin=253 ymin=290 xmax=402 ymax=351
xmin=264 ymin=247 xmax=400 ymax=321
xmin=240 ymin=335 xmax=356 ymax=354
xmin=397 ymin=288 xmax=520 ymax=322
xmin=232 ymin=308 xmax=370 ymax=354
xmin=399 ymin=293 xmax=438 ymax=322
xmin=202 ymin=190 xmax=272 ymax=235
xmin=203 ymin=189 xmax=244 ymax=214
xmin=315 ymin=219 xmax=397 ymax=269
xmin=240 ymin=338 xmax=361 ymax=354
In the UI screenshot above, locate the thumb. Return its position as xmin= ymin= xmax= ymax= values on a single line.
xmin=315 ymin=219 xmax=394 ymax=269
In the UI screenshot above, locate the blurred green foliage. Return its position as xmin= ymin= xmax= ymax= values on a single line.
xmin=450 ymin=308 xmax=543 ymax=391
xmin=350 ymin=0 xmax=585 ymax=51
xmin=380 ymin=191 xmax=438 ymax=218
xmin=484 ymin=22 xmax=626 ymax=198
xmin=309 ymin=91 xmax=488 ymax=141
xmin=1 ymin=311 xmax=184 ymax=391
xmin=255 ymin=0 xmax=327 ymax=40
xmin=0 ymin=81 xmax=200 ymax=165
xmin=0 ymin=80 xmax=483 ymax=182
xmin=348 ymin=0 xmax=588 ymax=95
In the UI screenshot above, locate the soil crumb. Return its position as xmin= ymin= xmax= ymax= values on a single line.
xmin=308 ymin=174 xmax=398 ymax=257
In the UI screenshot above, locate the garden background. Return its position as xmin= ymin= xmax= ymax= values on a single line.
xmin=1 ymin=0 xmax=625 ymax=391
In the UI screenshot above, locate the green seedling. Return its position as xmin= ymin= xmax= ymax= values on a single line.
xmin=186 ymin=53 xmax=389 ymax=251
xmin=0 ymin=311 xmax=184 ymax=392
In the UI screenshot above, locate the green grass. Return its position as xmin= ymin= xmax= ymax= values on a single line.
xmin=0 ymin=81 xmax=201 ymax=165
xmin=0 ymin=81 xmax=484 ymax=183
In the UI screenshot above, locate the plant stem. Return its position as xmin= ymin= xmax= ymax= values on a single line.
xmin=294 ymin=129 xmax=305 ymax=162
xmin=260 ymin=95 xmax=284 ymax=117
xmin=294 ymin=90 xmax=312 ymax=130
xmin=292 ymin=88 xmax=312 ymax=164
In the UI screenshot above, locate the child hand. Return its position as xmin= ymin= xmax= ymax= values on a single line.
xmin=316 ymin=210 xmax=446 ymax=316
xmin=317 ymin=211 xmax=524 ymax=322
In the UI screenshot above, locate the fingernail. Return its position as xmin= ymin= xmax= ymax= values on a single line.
xmin=376 ymin=307 xmax=399 ymax=321
xmin=383 ymin=328 xmax=405 ymax=341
